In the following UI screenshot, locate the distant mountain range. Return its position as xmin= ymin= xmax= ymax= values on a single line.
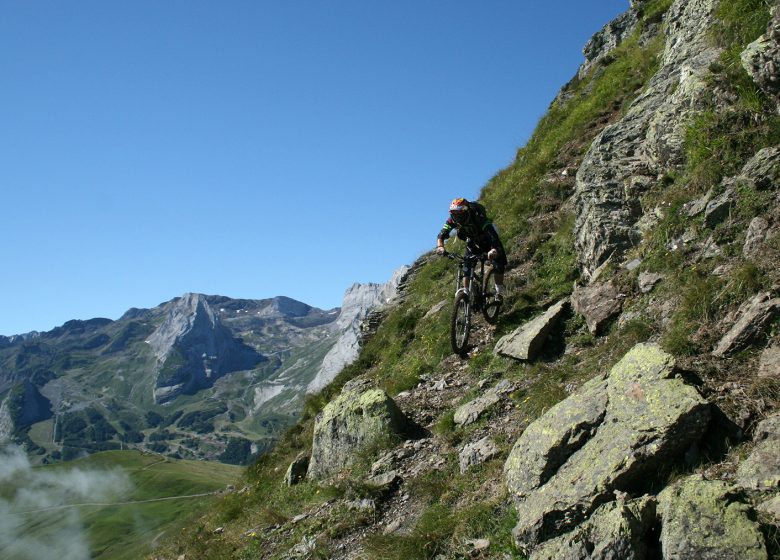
xmin=0 ymin=271 xmax=409 ymax=464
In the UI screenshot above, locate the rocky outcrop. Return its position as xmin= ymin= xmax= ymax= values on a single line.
xmin=736 ymin=411 xmax=780 ymax=490
xmin=504 ymin=343 xmax=710 ymax=551
xmin=307 ymin=380 xmax=411 ymax=480
xmin=579 ymin=9 xmax=640 ymax=80
xmin=712 ymin=292 xmax=780 ymax=357
xmin=742 ymin=5 xmax=780 ymax=113
xmin=494 ymin=299 xmax=568 ymax=360
xmin=573 ymin=281 xmax=625 ymax=334
xmin=658 ymin=475 xmax=767 ymax=559
xmin=148 ymin=293 xmax=265 ymax=403
xmin=574 ymin=0 xmax=722 ymax=276
xmin=306 ymin=265 xmax=409 ymax=394
xmin=530 ymin=496 xmax=657 ymax=560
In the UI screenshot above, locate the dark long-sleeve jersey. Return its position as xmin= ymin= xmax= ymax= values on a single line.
xmin=437 ymin=204 xmax=503 ymax=255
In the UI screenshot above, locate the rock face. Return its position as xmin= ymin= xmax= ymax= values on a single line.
xmin=530 ymin=496 xmax=657 ymax=560
xmin=494 ymin=299 xmax=568 ymax=360
xmin=573 ymin=281 xmax=624 ymax=334
xmin=147 ymin=293 xmax=266 ymax=403
xmin=578 ymin=9 xmax=640 ymax=80
xmin=741 ymin=6 xmax=780 ymax=113
xmin=306 ymin=265 xmax=409 ymax=394
xmin=574 ymin=0 xmax=722 ymax=276
xmin=712 ymin=292 xmax=780 ymax=357
xmin=736 ymin=411 xmax=780 ymax=490
xmin=504 ymin=343 xmax=710 ymax=551
xmin=307 ymin=380 xmax=410 ymax=480
xmin=658 ymin=475 xmax=767 ymax=560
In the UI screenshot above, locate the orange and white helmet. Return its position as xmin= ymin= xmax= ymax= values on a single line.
xmin=449 ymin=198 xmax=469 ymax=223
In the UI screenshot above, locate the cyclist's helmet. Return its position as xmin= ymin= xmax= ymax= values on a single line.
xmin=449 ymin=198 xmax=469 ymax=224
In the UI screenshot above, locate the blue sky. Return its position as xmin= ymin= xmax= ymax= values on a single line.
xmin=0 ymin=0 xmax=628 ymax=336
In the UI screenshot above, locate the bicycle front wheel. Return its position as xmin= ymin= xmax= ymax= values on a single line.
xmin=451 ymin=292 xmax=471 ymax=357
xmin=482 ymin=267 xmax=502 ymax=325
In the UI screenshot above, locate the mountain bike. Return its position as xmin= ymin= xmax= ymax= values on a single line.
xmin=445 ymin=251 xmax=502 ymax=357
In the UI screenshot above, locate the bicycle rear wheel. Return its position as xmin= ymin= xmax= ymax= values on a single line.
xmin=482 ymin=267 xmax=502 ymax=325
xmin=451 ymin=292 xmax=470 ymax=357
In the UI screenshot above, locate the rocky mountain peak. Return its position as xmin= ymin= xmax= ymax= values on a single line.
xmin=146 ymin=293 xmax=217 ymax=362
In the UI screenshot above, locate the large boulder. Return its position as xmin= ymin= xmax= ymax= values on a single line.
xmin=307 ymin=380 xmax=410 ymax=480
xmin=504 ymin=343 xmax=710 ymax=551
xmin=658 ymin=475 xmax=767 ymax=560
xmin=494 ymin=299 xmax=568 ymax=360
xmin=530 ymin=496 xmax=657 ymax=560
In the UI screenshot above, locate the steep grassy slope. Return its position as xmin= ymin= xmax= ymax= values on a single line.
xmin=0 ymin=450 xmax=241 ymax=560
xmin=152 ymin=1 xmax=780 ymax=558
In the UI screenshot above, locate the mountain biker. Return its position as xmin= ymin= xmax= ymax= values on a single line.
xmin=436 ymin=197 xmax=506 ymax=301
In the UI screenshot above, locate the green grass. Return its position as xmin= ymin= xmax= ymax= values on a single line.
xmin=1 ymin=450 xmax=242 ymax=560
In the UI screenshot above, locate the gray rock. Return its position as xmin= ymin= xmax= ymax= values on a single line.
xmin=346 ymin=498 xmax=376 ymax=512
xmin=579 ymin=10 xmax=640 ymax=80
xmin=494 ymin=299 xmax=569 ymax=361
xmin=530 ymin=496 xmax=657 ymax=560
xmin=624 ymin=258 xmax=642 ymax=271
xmin=454 ymin=379 xmax=513 ymax=427
xmin=757 ymin=495 xmax=780 ymax=523
xmin=736 ymin=412 xmax=780 ymax=490
xmin=704 ymin=188 xmax=735 ymax=228
xmin=504 ymin=343 xmax=710 ymax=550
xmin=574 ymin=0 xmax=722 ymax=276
xmin=685 ymin=189 xmax=713 ymax=217
xmin=658 ymin=475 xmax=767 ymax=560
xmin=366 ymin=470 xmax=401 ymax=490
xmin=744 ymin=217 xmax=770 ymax=258
xmin=284 ymin=454 xmax=310 ymax=486
xmin=459 ymin=436 xmax=500 ymax=474
xmin=573 ymin=281 xmax=625 ymax=334
xmin=741 ymin=7 xmax=780 ymax=114
xmin=307 ymin=383 xmax=410 ymax=480
xmin=740 ymin=146 xmax=780 ymax=190
xmin=701 ymin=235 xmax=723 ymax=259
xmin=759 ymin=345 xmax=780 ymax=378
xmin=713 ymin=293 xmax=780 ymax=357
xmin=638 ymin=272 xmax=664 ymax=293
xmin=423 ymin=300 xmax=447 ymax=320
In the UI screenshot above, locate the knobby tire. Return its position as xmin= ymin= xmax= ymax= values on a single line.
xmin=451 ymin=292 xmax=471 ymax=357
xmin=482 ymin=267 xmax=502 ymax=325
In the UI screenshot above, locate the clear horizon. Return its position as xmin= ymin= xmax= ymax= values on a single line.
xmin=1 ymin=1 xmax=628 ymax=336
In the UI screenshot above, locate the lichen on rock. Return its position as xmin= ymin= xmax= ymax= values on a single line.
xmin=658 ymin=474 xmax=767 ymax=560
xmin=504 ymin=343 xmax=710 ymax=551
xmin=307 ymin=380 xmax=411 ymax=480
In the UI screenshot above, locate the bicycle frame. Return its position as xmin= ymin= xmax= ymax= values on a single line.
xmin=451 ymin=252 xmax=489 ymax=310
